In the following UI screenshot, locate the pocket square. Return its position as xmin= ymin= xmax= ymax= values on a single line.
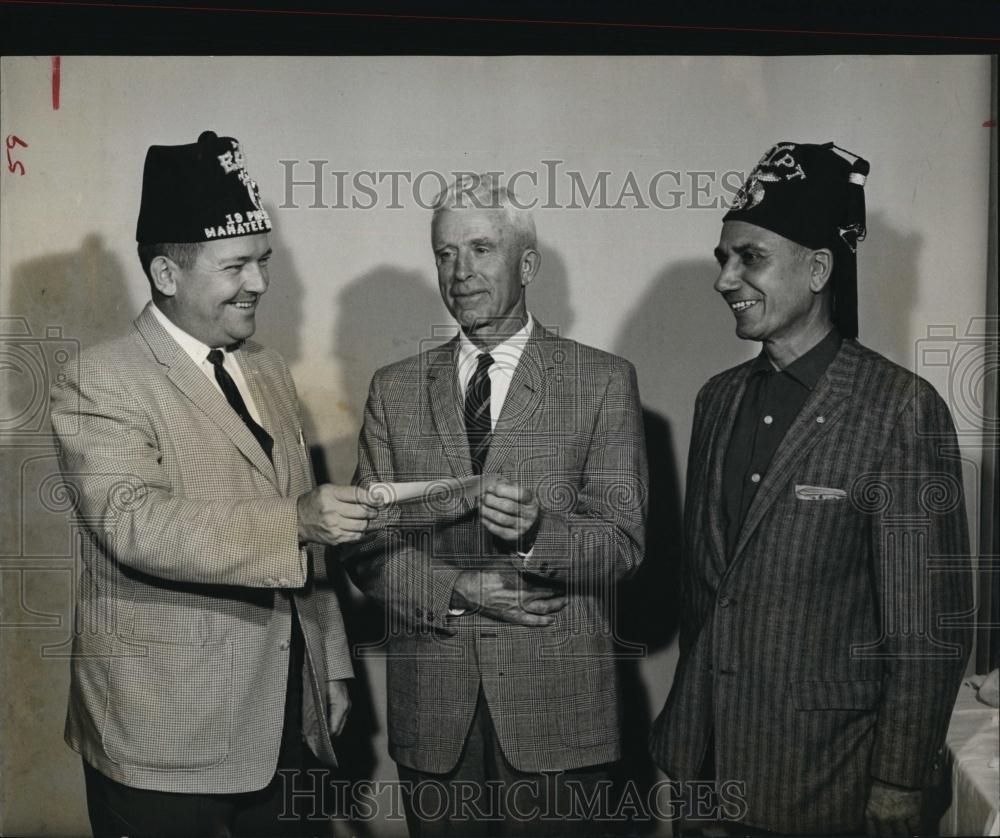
xmin=795 ymin=484 xmax=847 ymax=501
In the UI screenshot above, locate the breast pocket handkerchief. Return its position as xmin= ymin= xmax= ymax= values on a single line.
xmin=795 ymin=484 xmax=847 ymax=501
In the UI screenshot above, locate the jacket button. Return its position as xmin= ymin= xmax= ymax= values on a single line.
xmin=279 ymin=640 xmax=290 ymax=651
xmin=719 ymin=595 xmax=732 ymax=608
xmin=415 ymin=607 xmax=424 ymax=618
xmin=427 ymin=612 xmax=435 ymax=622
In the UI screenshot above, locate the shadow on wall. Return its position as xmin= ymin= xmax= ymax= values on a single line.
xmin=530 ymin=245 xmax=575 ymax=338
xmin=255 ymin=202 xmax=308 ymax=368
xmin=325 ymin=264 xmax=446 ymax=481
xmin=611 ymin=257 xmax=746 ymax=832
xmin=0 ymin=231 xmax=120 ymax=837
xmin=614 ymin=257 xmax=738 ymax=649
xmin=858 ymin=210 xmax=922 ymax=367
xmin=8 ymin=233 xmax=134 ymax=349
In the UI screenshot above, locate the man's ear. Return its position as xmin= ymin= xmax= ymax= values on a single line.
xmin=149 ymin=256 xmax=179 ymax=297
xmin=519 ymin=248 xmax=541 ymax=287
xmin=809 ymin=248 xmax=834 ymax=294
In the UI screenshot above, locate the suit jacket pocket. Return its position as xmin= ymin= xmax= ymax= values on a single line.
xmin=791 ymin=679 xmax=882 ymax=711
xmin=102 ymin=637 xmax=233 ymax=770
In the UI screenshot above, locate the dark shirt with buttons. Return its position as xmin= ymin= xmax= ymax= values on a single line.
xmin=722 ymin=328 xmax=843 ymax=557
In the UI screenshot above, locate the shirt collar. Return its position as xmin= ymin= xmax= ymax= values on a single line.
xmin=457 ymin=313 xmax=534 ymax=371
xmin=751 ymin=328 xmax=843 ymax=390
xmin=150 ymin=302 xmax=219 ymax=365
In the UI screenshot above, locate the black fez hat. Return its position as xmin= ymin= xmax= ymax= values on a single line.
xmin=136 ymin=130 xmax=272 ymax=245
xmin=723 ymin=141 xmax=869 ymax=339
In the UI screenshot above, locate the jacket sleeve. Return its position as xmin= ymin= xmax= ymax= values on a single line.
xmin=868 ymin=380 xmax=974 ymax=788
xmin=310 ymin=544 xmax=354 ymax=682
xmin=342 ymin=372 xmax=462 ymax=632
xmin=521 ymin=360 xmax=648 ymax=585
xmin=49 ymin=352 xmax=306 ymax=589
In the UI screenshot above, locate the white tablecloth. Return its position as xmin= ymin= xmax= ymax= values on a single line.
xmin=940 ymin=681 xmax=1000 ymax=836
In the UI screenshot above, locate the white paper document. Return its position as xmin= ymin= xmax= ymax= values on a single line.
xmin=368 ymin=474 xmax=499 ymax=506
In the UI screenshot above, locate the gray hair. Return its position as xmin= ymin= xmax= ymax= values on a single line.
xmin=431 ymin=174 xmax=537 ymax=250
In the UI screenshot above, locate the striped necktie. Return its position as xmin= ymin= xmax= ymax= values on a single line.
xmin=464 ymin=352 xmax=494 ymax=474
xmin=207 ymin=349 xmax=274 ymax=463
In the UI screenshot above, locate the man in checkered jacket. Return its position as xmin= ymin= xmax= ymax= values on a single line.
xmin=50 ymin=130 xmax=377 ymax=837
xmin=346 ymin=176 xmax=648 ymax=836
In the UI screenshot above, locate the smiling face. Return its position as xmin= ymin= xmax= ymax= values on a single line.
xmin=432 ymin=208 xmax=536 ymax=348
xmin=713 ymin=220 xmax=834 ymax=364
xmin=158 ymin=234 xmax=272 ymax=348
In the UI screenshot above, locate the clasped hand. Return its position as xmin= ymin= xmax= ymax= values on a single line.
xmin=452 ymin=568 xmax=566 ymax=627
xmin=297 ymin=484 xmax=380 ymax=546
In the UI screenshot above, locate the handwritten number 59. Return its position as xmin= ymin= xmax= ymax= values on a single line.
xmin=6 ymin=135 xmax=28 ymax=176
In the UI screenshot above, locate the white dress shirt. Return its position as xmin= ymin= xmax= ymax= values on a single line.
xmin=150 ymin=303 xmax=264 ymax=426
xmin=455 ymin=313 xmax=533 ymax=430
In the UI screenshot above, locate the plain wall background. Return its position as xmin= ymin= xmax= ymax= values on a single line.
xmin=0 ymin=55 xmax=992 ymax=836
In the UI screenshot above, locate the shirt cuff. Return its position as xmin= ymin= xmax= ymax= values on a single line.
xmin=513 ymin=545 xmax=535 ymax=572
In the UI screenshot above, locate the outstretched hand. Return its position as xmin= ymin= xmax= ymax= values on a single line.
xmin=297 ymin=484 xmax=380 ymax=546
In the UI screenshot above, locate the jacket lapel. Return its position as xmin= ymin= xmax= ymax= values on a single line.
xmin=704 ymin=366 xmax=752 ymax=579
xmin=482 ymin=325 xmax=546 ymax=475
xmin=134 ymin=304 xmax=279 ymax=489
xmin=234 ymin=348 xmax=291 ymax=494
xmin=425 ymin=324 xmax=547 ymax=491
xmin=426 ymin=337 xmax=476 ymax=480
xmin=725 ymin=341 xmax=859 ymax=573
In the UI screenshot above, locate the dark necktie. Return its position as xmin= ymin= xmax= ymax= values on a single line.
xmin=464 ymin=352 xmax=494 ymax=474
xmin=207 ymin=349 xmax=274 ymax=463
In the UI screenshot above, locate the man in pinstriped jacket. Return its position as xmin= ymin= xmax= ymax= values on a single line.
xmin=50 ymin=131 xmax=377 ymax=837
xmin=649 ymin=142 xmax=973 ymax=836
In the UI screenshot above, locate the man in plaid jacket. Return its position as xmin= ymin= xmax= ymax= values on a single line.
xmin=346 ymin=176 xmax=648 ymax=836
xmin=50 ymin=131 xmax=377 ymax=837
xmin=649 ymin=142 xmax=974 ymax=836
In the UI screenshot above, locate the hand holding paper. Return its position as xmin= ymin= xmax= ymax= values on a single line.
xmin=297 ymin=484 xmax=380 ymax=546
xmin=480 ymin=479 xmax=540 ymax=545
